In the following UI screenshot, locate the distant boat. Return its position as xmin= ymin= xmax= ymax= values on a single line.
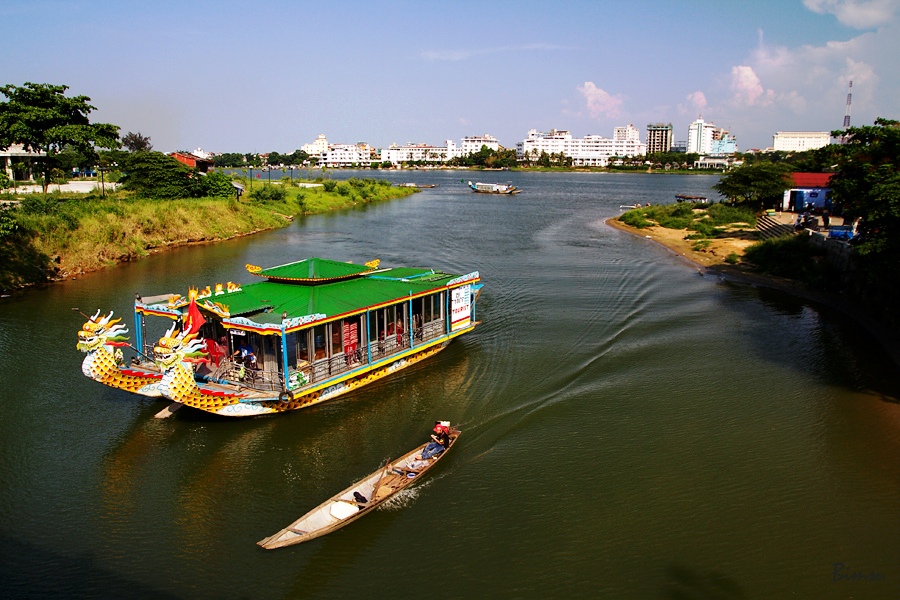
xmin=675 ymin=194 xmax=707 ymax=203
xmin=257 ymin=423 xmax=461 ymax=549
xmin=399 ymin=183 xmax=438 ymax=188
xmin=468 ymin=181 xmax=521 ymax=195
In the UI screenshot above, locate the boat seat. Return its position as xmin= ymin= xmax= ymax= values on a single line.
xmin=329 ymin=500 xmax=360 ymax=520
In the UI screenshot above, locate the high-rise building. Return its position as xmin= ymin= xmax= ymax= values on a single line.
xmin=646 ymin=123 xmax=673 ymax=154
xmin=687 ymin=118 xmax=716 ymax=154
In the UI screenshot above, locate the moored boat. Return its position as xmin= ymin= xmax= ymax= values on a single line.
xmin=77 ymin=258 xmax=482 ymax=417
xmin=467 ymin=181 xmax=520 ymax=194
xmin=258 ymin=423 xmax=460 ymax=549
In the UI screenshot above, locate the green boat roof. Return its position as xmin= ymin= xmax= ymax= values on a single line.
xmin=137 ymin=258 xmax=480 ymax=331
xmin=247 ymin=257 xmax=377 ymax=283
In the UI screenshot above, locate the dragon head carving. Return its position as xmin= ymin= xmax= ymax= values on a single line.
xmin=153 ymin=322 xmax=208 ymax=371
xmin=77 ymin=310 xmax=130 ymax=353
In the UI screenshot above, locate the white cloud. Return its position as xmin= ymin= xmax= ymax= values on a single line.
xmin=803 ymin=0 xmax=898 ymax=28
xmin=576 ymin=82 xmax=623 ymax=119
xmin=730 ymin=65 xmax=776 ymax=106
xmin=686 ymin=91 xmax=708 ymax=111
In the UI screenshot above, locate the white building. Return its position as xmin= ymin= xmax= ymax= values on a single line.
xmin=459 ymin=134 xmax=500 ymax=155
xmin=381 ymin=142 xmax=453 ymax=165
xmin=515 ymin=126 xmax=646 ymax=167
xmin=317 ymin=143 xmax=376 ymax=168
xmin=301 ymin=134 xmax=329 ymax=156
xmin=772 ymin=131 xmax=831 ymax=152
xmin=379 ymin=134 xmax=502 ymax=166
xmin=687 ymin=118 xmax=716 ymax=154
xmin=1 ymin=144 xmax=45 ymax=181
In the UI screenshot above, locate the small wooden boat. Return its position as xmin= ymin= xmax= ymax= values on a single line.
xmin=675 ymin=194 xmax=707 ymax=203
xmin=257 ymin=424 xmax=460 ymax=549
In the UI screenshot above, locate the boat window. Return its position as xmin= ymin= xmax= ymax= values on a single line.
xmin=286 ymin=332 xmax=299 ymax=367
xmin=428 ymin=292 xmax=444 ymax=323
xmin=330 ymin=323 xmax=342 ymax=356
xmin=313 ymin=324 xmax=327 ymax=361
xmin=294 ymin=330 xmax=310 ymax=365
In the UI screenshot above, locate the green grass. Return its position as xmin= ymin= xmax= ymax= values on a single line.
xmin=618 ymin=201 xmax=756 ymax=240
xmin=0 ymin=180 xmax=415 ymax=288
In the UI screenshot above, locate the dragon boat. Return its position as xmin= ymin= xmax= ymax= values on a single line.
xmin=77 ymin=257 xmax=482 ymax=417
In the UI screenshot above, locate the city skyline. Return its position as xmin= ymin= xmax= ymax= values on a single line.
xmin=4 ymin=0 xmax=898 ymax=153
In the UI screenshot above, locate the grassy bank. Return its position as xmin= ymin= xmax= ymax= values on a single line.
xmin=0 ymin=178 xmax=414 ymax=290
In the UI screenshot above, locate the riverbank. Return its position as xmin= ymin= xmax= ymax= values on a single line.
xmin=607 ymin=216 xmax=900 ymax=368
xmin=0 ymin=180 xmax=415 ymax=291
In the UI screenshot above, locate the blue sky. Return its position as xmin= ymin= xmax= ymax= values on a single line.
xmin=4 ymin=0 xmax=898 ymax=153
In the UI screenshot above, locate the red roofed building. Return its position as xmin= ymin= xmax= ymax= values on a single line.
xmin=170 ymin=151 xmax=214 ymax=173
xmin=791 ymin=173 xmax=832 ymax=188
xmin=783 ymin=172 xmax=834 ymax=213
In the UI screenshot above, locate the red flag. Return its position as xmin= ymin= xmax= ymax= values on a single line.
xmin=185 ymin=295 xmax=206 ymax=335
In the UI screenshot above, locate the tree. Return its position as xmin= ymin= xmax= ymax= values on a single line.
xmin=122 ymin=131 xmax=152 ymax=152
xmin=828 ymin=118 xmax=900 ymax=320
xmin=119 ymin=151 xmax=195 ymax=198
xmin=713 ymin=162 xmax=793 ymax=211
xmin=0 ymin=82 xmax=120 ymax=193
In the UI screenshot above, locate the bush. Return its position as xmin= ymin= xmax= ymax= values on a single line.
xmin=743 ymin=235 xmax=835 ymax=287
xmin=248 ymin=184 xmax=286 ymax=203
xmin=322 ymin=180 xmax=337 ymax=192
xmin=0 ymin=208 xmax=18 ymax=238
xmin=200 ymin=171 xmax=236 ymax=198
xmin=689 ymin=220 xmax=724 ymax=238
xmin=725 ymin=252 xmax=741 ymax=264
xmin=707 ymin=203 xmax=756 ymax=227
xmin=657 ymin=216 xmax=693 ymax=230
xmin=20 ymin=195 xmax=59 ymax=215
xmin=619 ymin=210 xmax=651 ymax=228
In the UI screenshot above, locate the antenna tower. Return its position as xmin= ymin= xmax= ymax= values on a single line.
xmin=839 ymin=80 xmax=853 ymax=144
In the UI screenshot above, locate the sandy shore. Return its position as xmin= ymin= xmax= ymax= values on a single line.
xmin=606 ymin=216 xmax=900 ymax=368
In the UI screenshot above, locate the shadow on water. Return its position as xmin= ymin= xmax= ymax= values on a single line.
xmin=0 ymin=535 xmax=179 ymax=600
xmin=662 ymin=564 xmax=746 ymax=600
xmin=717 ymin=280 xmax=900 ymax=403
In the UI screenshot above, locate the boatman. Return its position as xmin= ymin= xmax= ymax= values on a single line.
xmin=419 ymin=422 xmax=450 ymax=460
xmin=233 ymin=339 xmax=257 ymax=367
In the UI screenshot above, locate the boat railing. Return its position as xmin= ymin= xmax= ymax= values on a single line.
xmin=212 ymin=359 xmax=282 ymax=392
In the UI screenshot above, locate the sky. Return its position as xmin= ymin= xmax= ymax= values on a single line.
xmin=3 ymin=0 xmax=899 ymax=153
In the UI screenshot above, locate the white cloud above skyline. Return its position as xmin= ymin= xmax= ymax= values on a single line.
xmin=803 ymin=0 xmax=899 ymax=28
xmin=577 ymin=82 xmax=623 ymax=119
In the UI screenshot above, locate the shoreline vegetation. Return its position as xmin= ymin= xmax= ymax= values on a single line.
xmin=606 ymin=213 xmax=900 ymax=368
xmin=0 ymin=178 xmax=415 ymax=291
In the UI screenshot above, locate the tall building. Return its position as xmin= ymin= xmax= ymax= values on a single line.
xmin=687 ymin=118 xmax=716 ymax=154
xmin=646 ymin=123 xmax=673 ymax=154
xmin=772 ymin=132 xmax=831 ymax=152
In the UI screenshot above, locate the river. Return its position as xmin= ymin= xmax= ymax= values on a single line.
xmin=1 ymin=171 xmax=898 ymax=599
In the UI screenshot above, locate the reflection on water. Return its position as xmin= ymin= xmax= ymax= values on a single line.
xmin=1 ymin=171 xmax=899 ymax=599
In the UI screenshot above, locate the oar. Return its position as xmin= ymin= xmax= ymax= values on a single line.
xmin=365 ymin=459 xmax=393 ymax=507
